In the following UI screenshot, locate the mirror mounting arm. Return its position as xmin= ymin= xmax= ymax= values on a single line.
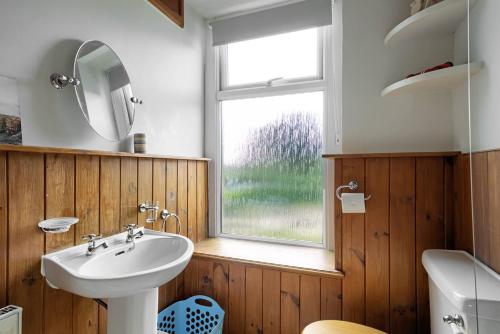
xmin=50 ymin=73 xmax=80 ymax=90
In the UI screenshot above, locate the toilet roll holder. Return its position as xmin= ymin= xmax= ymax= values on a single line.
xmin=336 ymin=180 xmax=372 ymax=201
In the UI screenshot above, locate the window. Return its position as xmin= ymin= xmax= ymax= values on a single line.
xmin=216 ymin=28 xmax=329 ymax=246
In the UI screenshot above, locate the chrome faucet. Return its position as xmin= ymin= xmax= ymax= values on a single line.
xmin=124 ymin=224 xmax=144 ymax=243
xmin=82 ymin=234 xmax=109 ymax=256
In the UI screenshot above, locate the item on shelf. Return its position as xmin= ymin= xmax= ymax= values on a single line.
xmin=134 ymin=133 xmax=146 ymax=153
xmin=410 ymin=0 xmax=443 ymax=15
xmin=406 ymin=61 xmax=454 ymax=78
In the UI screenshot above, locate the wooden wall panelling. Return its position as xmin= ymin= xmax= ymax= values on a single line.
xmin=187 ymin=161 xmax=197 ymax=242
xmin=197 ymin=161 xmax=208 ymax=242
xmin=137 ymin=158 xmax=153 ymax=227
xmin=280 ymin=272 xmax=300 ymax=334
xmin=0 ymin=152 xmax=6 ymax=307
xmin=389 ymin=158 xmax=416 ymax=334
xmin=178 ymin=161 xmax=188 ymax=238
xmin=228 ymin=263 xmax=246 ymax=334
xmin=44 ymin=154 xmax=75 ymax=334
xmin=184 ymin=258 xmax=199 ymax=297
xmin=472 ymin=153 xmax=490 ymax=266
xmin=165 ymin=160 xmax=178 ymax=234
xmin=120 ymin=157 xmax=138 ymax=228
xmin=75 ymin=155 xmax=100 ymax=334
xmin=245 ymin=266 xmax=263 ymax=334
xmin=300 ymin=275 xmax=321 ymax=332
xmin=454 ymin=155 xmax=473 ymax=253
xmin=486 ymin=151 xmax=500 ymax=272
xmin=364 ymin=158 xmax=390 ymax=332
xmin=213 ymin=261 xmax=230 ymax=331
xmin=334 ymin=159 xmax=343 ymax=270
xmin=340 ymin=158 xmax=365 ymax=323
xmin=320 ymin=277 xmax=342 ymax=321
xmin=263 ymin=269 xmax=281 ymax=334
xmin=7 ymin=152 xmax=45 ymax=334
xmin=198 ymin=258 xmax=214 ymax=297
xmin=415 ymin=158 xmax=445 ymax=334
xmin=444 ymin=157 xmax=455 ymax=250
xmin=100 ymin=157 xmax=121 ymax=236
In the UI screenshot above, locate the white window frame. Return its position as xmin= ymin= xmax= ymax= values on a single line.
xmin=209 ymin=26 xmax=337 ymax=249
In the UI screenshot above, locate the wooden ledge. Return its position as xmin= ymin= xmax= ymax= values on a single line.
xmin=0 ymin=144 xmax=210 ymax=161
xmin=193 ymin=238 xmax=343 ymax=279
xmin=322 ymin=151 xmax=460 ymax=159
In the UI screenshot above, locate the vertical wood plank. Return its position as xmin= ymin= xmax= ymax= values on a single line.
xmin=44 ymin=154 xmax=75 ymax=334
xmin=75 ymin=156 xmax=100 ymax=240
xmin=390 ymin=158 xmax=416 ymax=334
xmin=280 ymin=272 xmax=300 ymax=334
xmin=198 ymin=259 xmax=214 ymax=297
xmin=0 ymin=152 xmax=6 ymax=307
xmin=365 ymin=158 xmax=390 ymax=332
xmin=320 ymin=277 xmax=342 ymax=321
xmin=454 ymin=155 xmax=473 ymax=253
xmin=334 ymin=159 xmax=343 ymax=270
xmin=187 ymin=161 xmax=197 ymax=242
xmin=472 ymin=153 xmax=490 ymax=265
xmin=137 ymin=158 xmax=153 ymax=227
xmin=8 ymin=152 xmax=45 ymax=334
xmin=228 ymin=263 xmax=246 ymax=334
xmin=487 ymin=151 xmax=500 ymax=273
xmin=340 ymin=158 xmax=365 ymax=324
xmin=165 ymin=160 xmax=178 ymax=234
xmin=245 ymin=267 xmax=263 ymax=334
xmin=444 ymin=157 xmax=455 ymax=250
xmin=178 ymin=161 xmax=188 ymax=238
xmin=263 ymin=269 xmax=280 ymax=334
xmin=100 ymin=157 xmax=121 ymax=236
xmin=120 ymin=157 xmax=138 ymax=228
xmin=98 ymin=305 xmax=107 ymax=334
xmin=300 ymin=275 xmax=321 ymax=332
xmin=184 ymin=258 xmax=198 ymax=297
xmin=197 ymin=161 xmax=208 ymax=242
xmin=213 ymin=261 xmax=229 ymax=331
xmin=153 ymin=159 xmax=166 ymax=231
xmin=75 ymin=155 xmax=100 ymax=334
xmin=416 ymin=158 xmax=445 ymax=334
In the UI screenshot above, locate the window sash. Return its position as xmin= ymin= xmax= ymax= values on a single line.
xmin=212 ymin=27 xmax=334 ymax=249
xmin=219 ymin=28 xmax=325 ymax=92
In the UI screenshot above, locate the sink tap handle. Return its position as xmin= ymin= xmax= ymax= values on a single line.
xmin=123 ymin=224 xmax=139 ymax=231
xmin=82 ymin=234 xmax=102 ymax=241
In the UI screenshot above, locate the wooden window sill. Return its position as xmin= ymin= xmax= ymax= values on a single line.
xmin=193 ymin=237 xmax=343 ymax=279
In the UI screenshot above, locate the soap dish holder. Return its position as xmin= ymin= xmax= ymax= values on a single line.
xmin=38 ymin=217 xmax=79 ymax=233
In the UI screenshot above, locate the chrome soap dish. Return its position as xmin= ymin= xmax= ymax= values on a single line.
xmin=38 ymin=217 xmax=79 ymax=233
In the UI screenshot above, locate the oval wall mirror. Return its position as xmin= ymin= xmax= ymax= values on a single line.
xmin=73 ymin=40 xmax=136 ymax=141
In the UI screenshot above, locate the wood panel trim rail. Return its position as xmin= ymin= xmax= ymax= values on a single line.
xmin=323 ymin=151 xmax=460 ymax=159
xmin=0 ymin=144 xmax=210 ymax=161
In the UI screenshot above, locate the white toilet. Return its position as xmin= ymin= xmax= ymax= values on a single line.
xmin=423 ymin=250 xmax=500 ymax=334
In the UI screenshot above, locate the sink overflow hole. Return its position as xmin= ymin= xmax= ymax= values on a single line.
xmin=115 ymin=250 xmax=126 ymax=256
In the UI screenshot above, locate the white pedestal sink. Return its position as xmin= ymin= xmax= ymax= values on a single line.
xmin=41 ymin=228 xmax=194 ymax=334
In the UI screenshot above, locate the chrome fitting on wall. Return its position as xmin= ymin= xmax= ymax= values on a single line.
xmin=160 ymin=209 xmax=181 ymax=235
xmin=50 ymin=73 xmax=80 ymax=90
xmin=138 ymin=201 xmax=160 ymax=224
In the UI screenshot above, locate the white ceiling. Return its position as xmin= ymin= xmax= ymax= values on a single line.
xmin=186 ymin=0 xmax=292 ymax=19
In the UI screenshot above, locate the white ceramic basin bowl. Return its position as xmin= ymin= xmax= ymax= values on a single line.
xmin=41 ymin=228 xmax=194 ymax=299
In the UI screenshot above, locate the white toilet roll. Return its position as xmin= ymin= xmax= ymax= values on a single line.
xmin=341 ymin=193 xmax=366 ymax=213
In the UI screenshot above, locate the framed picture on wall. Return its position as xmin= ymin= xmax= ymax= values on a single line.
xmin=0 ymin=75 xmax=22 ymax=145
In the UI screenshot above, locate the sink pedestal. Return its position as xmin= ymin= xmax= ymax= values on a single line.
xmin=107 ymin=288 xmax=158 ymax=334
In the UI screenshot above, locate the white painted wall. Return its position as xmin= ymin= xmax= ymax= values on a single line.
xmin=453 ymin=0 xmax=500 ymax=152
xmin=0 ymin=0 xmax=206 ymax=157
xmin=341 ymin=0 xmax=457 ymax=153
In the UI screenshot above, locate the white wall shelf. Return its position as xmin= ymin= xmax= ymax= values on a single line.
xmin=381 ymin=62 xmax=483 ymax=97
xmin=384 ymin=0 xmax=476 ymax=46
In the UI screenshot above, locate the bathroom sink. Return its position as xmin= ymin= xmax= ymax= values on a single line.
xmin=41 ymin=228 xmax=194 ymax=334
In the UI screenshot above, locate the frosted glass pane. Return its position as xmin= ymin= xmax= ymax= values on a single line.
xmin=221 ymin=92 xmax=324 ymax=243
xmin=227 ymin=28 xmax=319 ymax=87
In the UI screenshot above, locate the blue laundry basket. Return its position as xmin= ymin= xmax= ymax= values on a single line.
xmin=157 ymin=295 xmax=224 ymax=334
